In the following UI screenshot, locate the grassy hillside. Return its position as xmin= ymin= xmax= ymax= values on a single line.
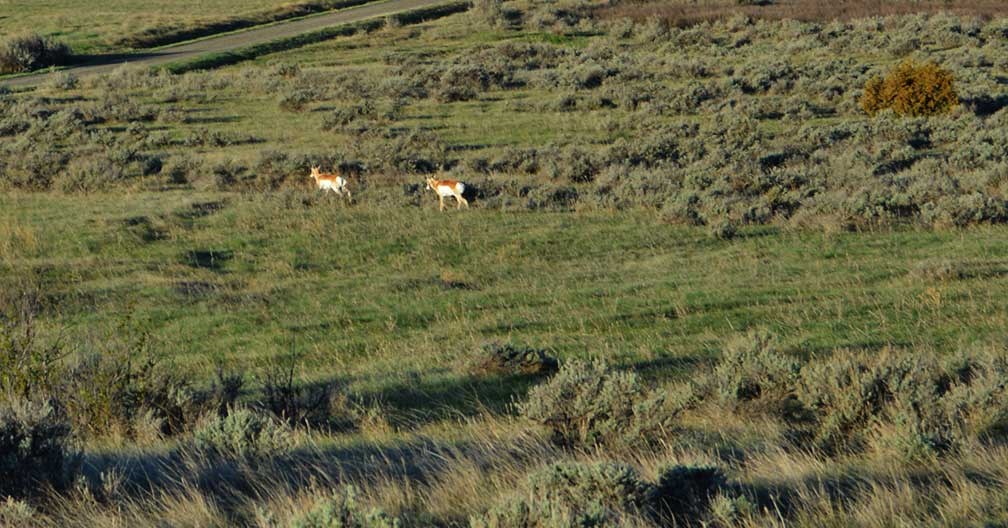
xmin=5 ymin=190 xmax=1005 ymax=394
xmin=0 ymin=0 xmax=378 ymax=54
xmin=3 ymin=1 xmax=1008 ymax=526
xmin=3 ymin=1 xmax=1008 ymax=228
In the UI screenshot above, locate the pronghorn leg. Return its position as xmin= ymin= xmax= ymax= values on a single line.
xmin=439 ymin=196 xmax=445 ymax=212
xmin=455 ymin=192 xmax=469 ymax=209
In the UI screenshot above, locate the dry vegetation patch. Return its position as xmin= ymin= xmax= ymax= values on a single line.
xmin=596 ymin=0 xmax=1008 ymax=26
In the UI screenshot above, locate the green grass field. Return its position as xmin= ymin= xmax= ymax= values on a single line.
xmin=0 ymin=0 xmax=375 ymax=54
xmin=4 ymin=190 xmax=1007 ymax=420
xmin=4 ymin=1 xmax=1008 ymax=525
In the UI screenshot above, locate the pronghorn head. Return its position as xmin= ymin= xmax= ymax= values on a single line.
xmin=309 ymin=166 xmax=321 ymax=180
xmin=425 ymin=177 xmax=438 ymax=190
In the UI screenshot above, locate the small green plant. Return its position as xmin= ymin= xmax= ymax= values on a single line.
xmin=471 ymin=461 xmax=657 ymax=528
xmin=192 ymin=406 xmax=295 ymax=459
xmin=861 ymin=60 xmax=958 ymax=117
xmin=291 ymin=487 xmax=400 ymax=528
xmin=709 ymin=494 xmax=757 ymax=526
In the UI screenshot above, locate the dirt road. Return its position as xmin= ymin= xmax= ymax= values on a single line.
xmin=0 ymin=0 xmax=448 ymax=89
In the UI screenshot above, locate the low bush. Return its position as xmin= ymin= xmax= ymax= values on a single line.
xmin=472 ymin=461 xmax=729 ymax=527
xmin=46 ymin=71 xmax=79 ymax=91
xmin=0 ymin=498 xmax=40 ymax=527
xmin=62 ymin=346 xmax=197 ymax=440
xmin=796 ymin=349 xmax=940 ymax=454
xmin=0 ymin=292 xmax=66 ymax=398
xmin=0 ymin=33 xmax=72 ymax=74
xmin=291 ymin=487 xmax=401 ymax=528
xmin=470 ymin=342 xmax=559 ymax=377
xmin=260 ymin=354 xmax=355 ymax=430
xmin=192 ymin=406 xmax=295 ymax=459
xmin=861 ymin=60 xmax=958 ymax=117
xmin=519 ymin=360 xmax=673 ymax=448
xmin=471 ymin=461 xmax=657 ymax=528
xmin=0 ymin=395 xmax=79 ymax=500
xmin=542 ymin=146 xmax=599 ymax=184
xmin=655 ymin=465 xmax=727 ymax=521
xmin=712 ymin=331 xmax=800 ymax=411
xmin=472 ymin=0 xmax=506 ymax=29
xmin=3 ymin=297 xmax=202 ymax=441
xmin=163 ymin=154 xmax=204 ymax=185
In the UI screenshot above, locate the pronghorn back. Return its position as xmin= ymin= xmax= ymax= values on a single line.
xmin=310 ymin=166 xmax=350 ymax=195
xmin=428 ymin=178 xmax=464 ymax=196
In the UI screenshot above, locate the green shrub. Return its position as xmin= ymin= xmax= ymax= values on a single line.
xmin=709 ymin=494 xmax=757 ymax=526
xmin=470 ymin=342 xmax=559 ymax=376
xmin=63 ymin=347 xmax=197 ymax=440
xmin=291 ymin=487 xmax=400 ymax=528
xmin=471 ymin=461 xmax=657 ymax=528
xmin=0 ymin=293 xmax=66 ymax=398
xmin=0 ymin=33 xmax=71 ymax=74
xmin=211 ymin=160 xmax=249 ymax=190
xmin=707 ymin=219 xmax=737 ymax=240
xmin=473 ymin=0 xmax=505 ymax=29
xmin=321 ymin=100 xmax=378 ymax=132
xmin=46 ymin=71 xmax=79 ymax=91
xmin=278 ymin=89 xmax=320 ymax=112
xmin=192 ymin=406 xmax=295 ymax=459
xmin=163 ymin=154 xmax=203 ymax=185
xmin=0 ymin=395 xmax=79 ymax=499
xmin=2 ymin=293 xmax=198 ymax=440
xmin=519 ymin=361 xmax=673 ymax=448
xmin=542 ymin=147 xmax=598 ymax=184
xmin=796 ymin=349 xmax=945 ymax=454
xmin=861 ymin=60 xmax=958 ymax=117
xmin=523 ymin=185 xmax=579 ymax=211
xmin=713 ymin=332 xmax=800 ymax=410
xmin=939 ymin=350 xmax=1008 ymax=441
xmin=0 ymin=498 xmax=40 ymax=527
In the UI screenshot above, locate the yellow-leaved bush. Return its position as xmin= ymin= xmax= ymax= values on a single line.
xmin=861 ymin=60 xmax=958 ymax=117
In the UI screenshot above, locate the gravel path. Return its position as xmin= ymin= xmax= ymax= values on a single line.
xmin=1 ymin=0 xmax=445 ymax=88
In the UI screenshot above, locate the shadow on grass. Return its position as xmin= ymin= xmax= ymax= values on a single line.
xmin=355 ymin=371 xmax=544 ymax=427
xmin=79 ymin=426 xmax=553 ymax=523
xmin=182 ymin=249 xmax=233 ymax=270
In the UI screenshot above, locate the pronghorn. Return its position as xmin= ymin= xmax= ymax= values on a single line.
xmin=309 ymin=165 xmax=351 ymax=200
xmin=425 ymin=176 xmax=469 ymax=211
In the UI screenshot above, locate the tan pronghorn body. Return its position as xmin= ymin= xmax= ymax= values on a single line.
xmin=426 ymin=177 xmax=468 ymax=211
xmin=310 ymin=166 xmax=351 ymax=200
